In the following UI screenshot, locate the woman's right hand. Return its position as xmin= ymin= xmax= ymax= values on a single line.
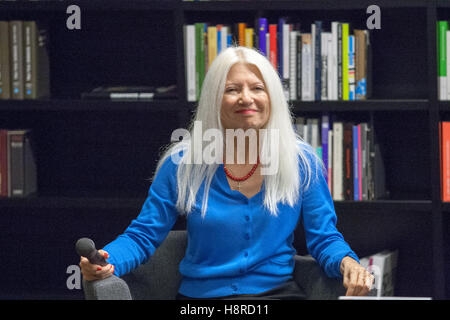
xmin=79 ymin=249 xmax=115 ymax=281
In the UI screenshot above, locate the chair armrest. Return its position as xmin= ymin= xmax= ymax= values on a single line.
xmin=82 ymin=275 xmax=132 ymax=300
xmin=293 ymin=255 xmax=345 ymax=300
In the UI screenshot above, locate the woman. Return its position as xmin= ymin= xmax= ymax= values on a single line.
xmin=80 ymin=46 xmax=374 ymax=299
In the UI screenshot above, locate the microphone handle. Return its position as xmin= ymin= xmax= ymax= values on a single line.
xmin=87 ymin=250 xmax=108 ymax=267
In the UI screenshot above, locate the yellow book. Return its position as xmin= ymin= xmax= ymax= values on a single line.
xmin=342 ymin=23 xmax=349 ymax=100
xmin=207 ymin=26 xmax=217 ymax=67
xmin=245 ymin=28 xmax=254 ymax=48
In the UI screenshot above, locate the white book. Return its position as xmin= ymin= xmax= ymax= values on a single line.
xmin=321 ymin=32 xmax=330 ymax=100
xmin=328 ymin=129 xmax=333 ymax=193
xmin=326 ymin=32 xmax=333 ymax=101
xmin=301 ymin=33 xmax=313 ymax=101
xmin=184 ymin=25 xmax=196 ymax=102
xmin=221 ymin=26 xmax=229 ymax=52
xmin=266 ymin=33 xmax=270 ymax=61
xmin=330 ymin=22 xmax=339 ymax=100
xmin=332 ymin=121 xmax=344 ymax=200
xmin=283 ymin=23 xmax=290 ymax=80
xmin=289 ymin=31 xmax=298 ymax=100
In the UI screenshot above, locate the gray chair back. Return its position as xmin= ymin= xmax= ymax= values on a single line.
xmin=122 ymin=230 xmax=187 ymax=299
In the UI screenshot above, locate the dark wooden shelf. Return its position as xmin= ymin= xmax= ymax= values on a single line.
xmin=334 ymin=200 xmax=432 ymax=212
xmin=0 ymin=99 xmax=182 ymax=112
xmin=0 ymin=0 xmax=176 ymax=12
xmin=0 ymin=196 xmax=144 ymax=210
xmin=182 ymin=0 xmax=429 ymax=11
xmin=0 ymin=196 xmax=432 ymax=212
xmin=291 ymin=99 xmax=429 ymax=113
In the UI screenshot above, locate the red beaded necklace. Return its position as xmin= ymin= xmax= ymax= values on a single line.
xmin=224 ymin=158 xmax=260 ymax=190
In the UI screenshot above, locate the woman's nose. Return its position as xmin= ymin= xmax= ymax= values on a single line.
xmin=240 ymin=88 xmax=254 ymax=104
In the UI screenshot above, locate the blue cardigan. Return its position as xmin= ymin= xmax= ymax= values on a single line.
xmin=104 ymin=151 xmax=358 ymax=298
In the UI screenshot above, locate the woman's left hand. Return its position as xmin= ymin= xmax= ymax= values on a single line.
xmin=340 ymin=256 xmax=374 ymax=296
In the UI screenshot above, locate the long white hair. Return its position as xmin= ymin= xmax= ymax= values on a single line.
xmin=155 ymin=46 xmax=321 ymax=217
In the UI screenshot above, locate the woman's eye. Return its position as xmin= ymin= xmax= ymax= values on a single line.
xmin=226 ymin=88 xmax=237 ymax=93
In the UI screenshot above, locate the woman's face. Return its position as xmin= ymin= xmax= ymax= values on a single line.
xmin=220 ymin=63 xmax=270 ymax=131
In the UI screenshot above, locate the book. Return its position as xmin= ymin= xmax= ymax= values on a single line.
xmin=343 ymin=122 xmax=353 ymax=200
xmin=7 ymin=130 xmax=37 ymax=198
xmin=184 ymin=24 xmax=196 ymax=102
xmin=442 ymin=121 xmax=450 ymax=201
xmin=301 ymin=33 xmax=313 ymax=101
xmin=438 ymin=21 xmax=448 ymax=100
xmin=0 ymin=21 xmax=11 ymax=99
xmin=258 ymin=18 xmax=268 ymax=57
xmin=353 ymin=124 xmax=360 ymax=200
xmin=355 ymin=29 xmax=368 ymax=100
xmin=24 ymin=21 xmax=50 ymax=100
xmin=207 ymin=25 xmax=217 ymax=67
xmin=269 ymin=24 xmax=277 ymax=70
xmin=195 ymin=22 xmax=206 ymax=100
xmin=342 ymin=22 xmax=349 ymax=100
xmin=0 ymin=129 xmax=7 ymax=197
xmin=289 ymin=30 xmax=298 ymax=100
xmin=314 ymin=21 xmax=322 ymax=101
xmin=10 ymin=21 xmax=24 ymax=100
xmin=81 ymin=85 xmax=177 ymax=101
xmin=360 ymin=250 xmax=399 ymax=297
xmin=332 ymin=121 xmax=344 ymax=200
xmin=348 ymin=35 xmax=355 ymax=100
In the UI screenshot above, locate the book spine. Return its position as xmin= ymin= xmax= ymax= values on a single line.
xmin=438 ymin=21 xmax=448 ymax=101
xmin=10 ymin=21 xmax=24 ymax=100
xmin=342 ymin=23 xmax=349 ymax=101
xmin=355 ymin=29 xmax=368 ymax=100
xmin=0 ymin=21 xmax=11 ymax=99
xmin=24 ymin=21 xmax=33 ymax=99
xmin=238 ymin=22 xmax=246 ymax=47
xmin=443 ymin=122 xmax=450 ymax=201
xmin=333 ymin=121 xmax=344 ymax=200
xmin=245 ymin=27 xmax=253 ymax=48
xmin=269 ymin=24 xmax=277 ymax=70
xmin=361 ymin=122 xmax=368 ymax=200
xmin=353 ymin=125 xmax=359 ymax=200
xmin=337 ymin=23 xmax=343 ymax=100
xmin=184 ymin=25 xmax=196 ymax=102
xmin=343 ymin=122 xmax=353 ymax=200
xmin=328 ymin=128 xmax=333 ymax=193
xmin=331 ymin=22 xmax=339 ymax=101
xmin=314 ymin=21 xmax=322 ymax=101
xmin=326 ymin=32 xmax=333 ymax=101
xmin=321 ymin=32 xmax=329 ymax=101
xmin=296 ymin=33 xmax=302 ymax=101
xmin=195 ymin=23 xmax=204 ymax=101
xmin=207 ymin=26 xmax=217 ymax=67
xmin=321 ymin=114 xmax=329 ymax=184
xmin=348 ymin=35 xmax=355 ymax=100
xmin=301 ymin=33 xmax=313 ymax=101
xmin=358 ymin=124 xmax=362 ymax=200
xmin=9 ymin=131 xmax=25 ymax=197
xmin=0 ymin=130 xmax=7 ymax=197
xmin=23 ymin=133 xmax=37 ymax=196
xmin=289 ymin=31 xmax=297 ymax=101
xmin=258 ymin=18 xmax=267 ymax=57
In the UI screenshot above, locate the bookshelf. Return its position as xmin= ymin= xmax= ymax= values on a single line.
xmin=0 ymin=0 xmax=447 ymax=299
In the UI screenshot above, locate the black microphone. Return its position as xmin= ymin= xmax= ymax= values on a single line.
xmin=75 ymin=237 xmax=108 ymax=267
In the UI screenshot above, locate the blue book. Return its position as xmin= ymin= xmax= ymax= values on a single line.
xmin=259 ymin=18 xmax=268 ymax=57
xmin=321 ymin=114 xmax=329 ymax=183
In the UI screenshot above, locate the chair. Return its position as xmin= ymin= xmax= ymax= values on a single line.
xmin=82 ymin=230 xmax=345 ymax=300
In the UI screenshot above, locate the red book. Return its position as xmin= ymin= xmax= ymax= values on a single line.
xmin=269 ymin=24 xmax=277 ymax=70
xmin=442 ymin=122 xmax=450 ymax=201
